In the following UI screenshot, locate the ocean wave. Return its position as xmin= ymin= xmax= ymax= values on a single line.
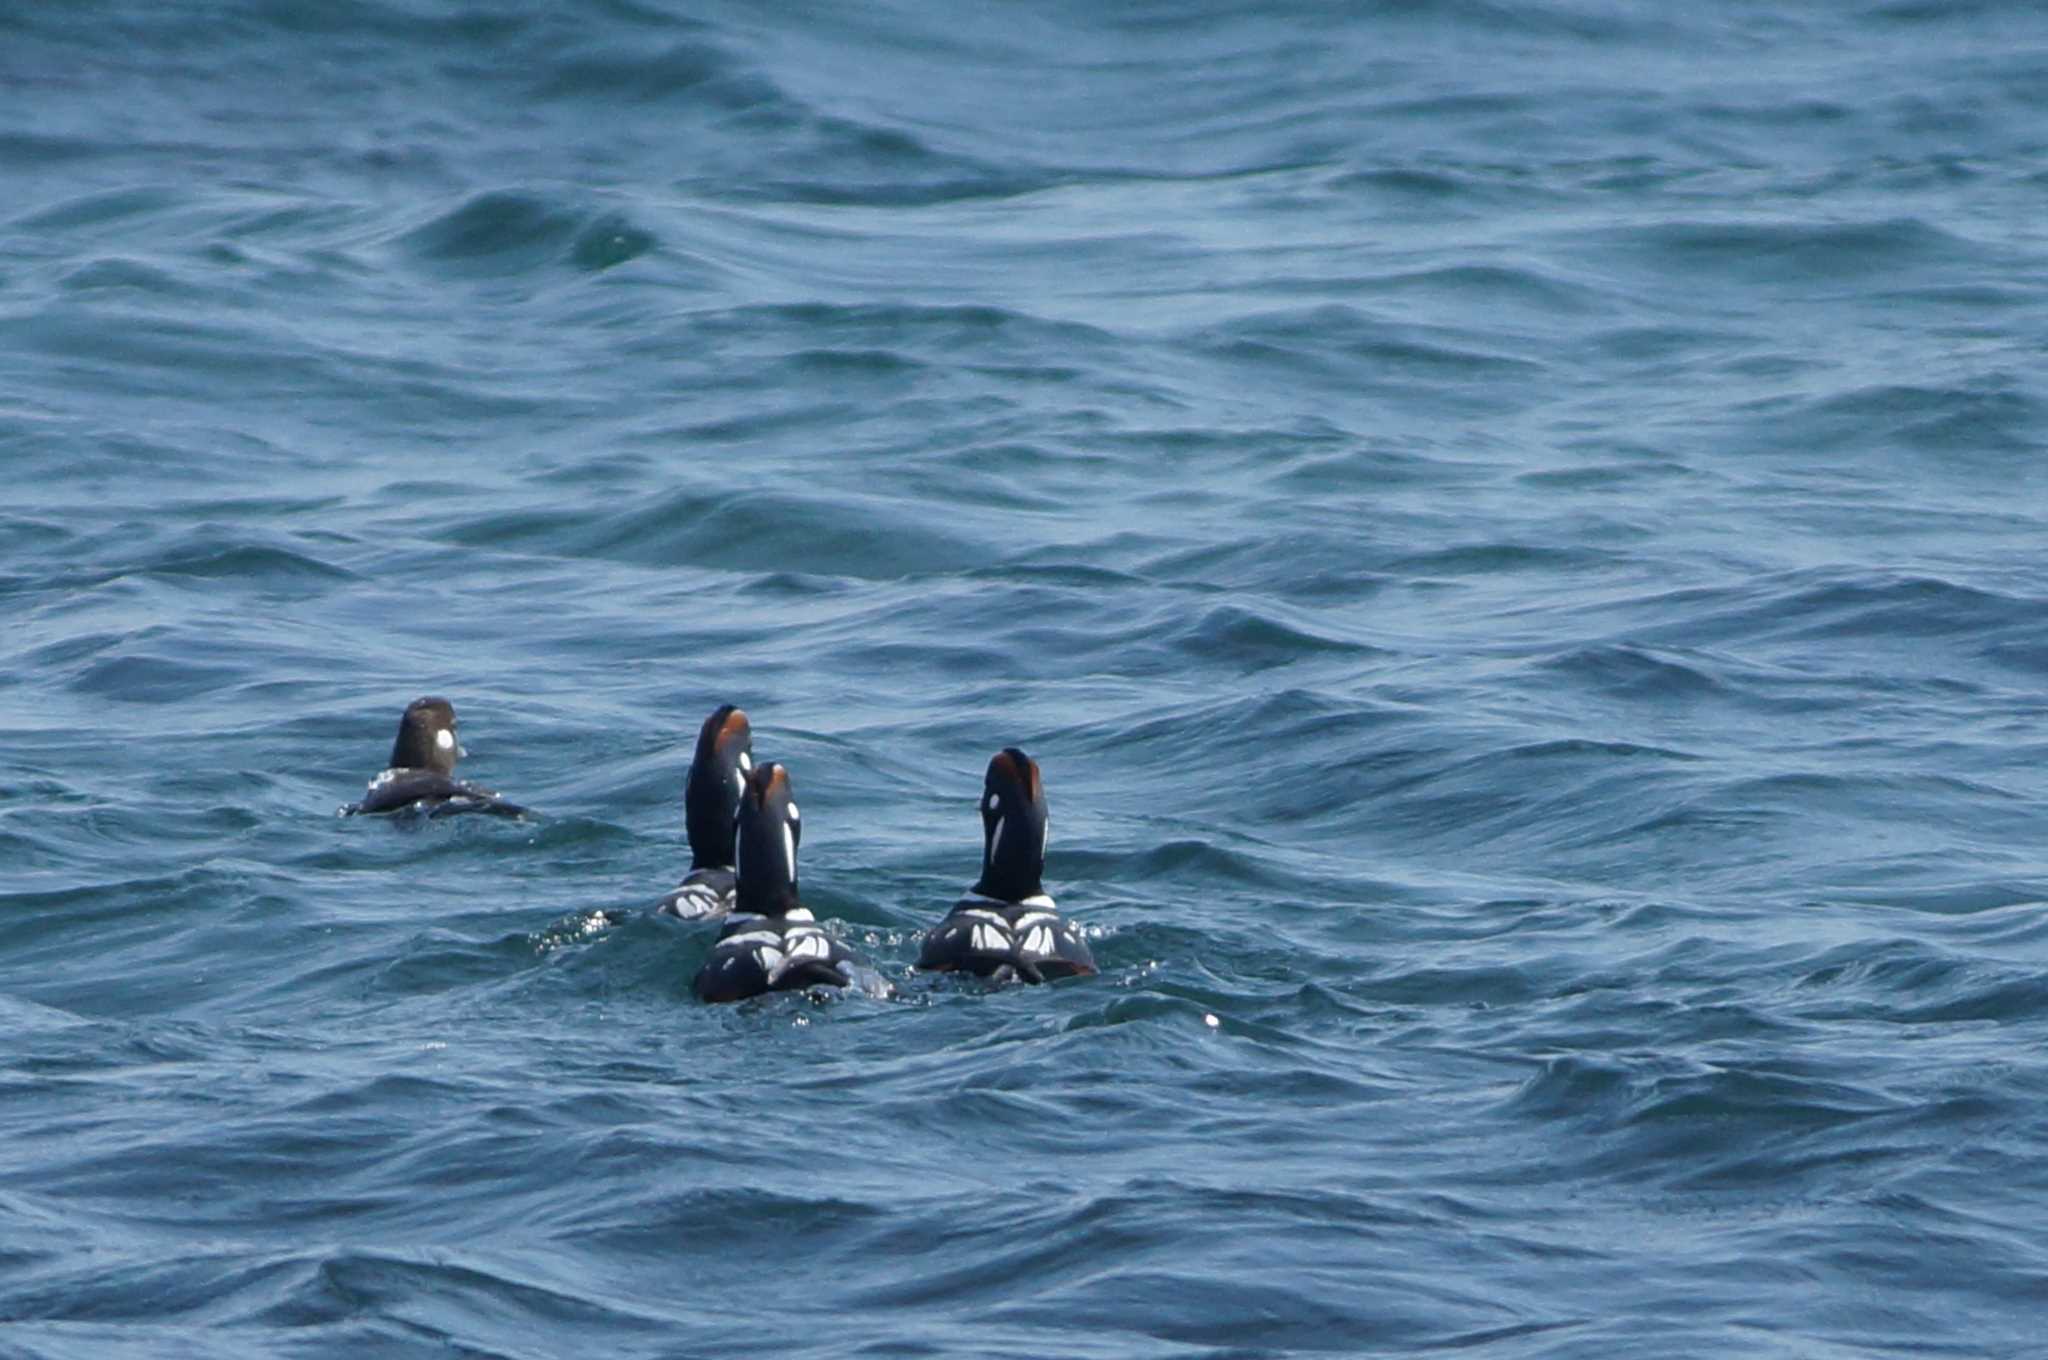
xmin=5 ymin=0 xmax=2048 ymax=1352
xmin=438 ymin=486 xmax=987 ymax=578
xmin=396 ymin=191 xmax=657 ymax=277
xmin=1595 ymin=216 xmax=1975 ymax=284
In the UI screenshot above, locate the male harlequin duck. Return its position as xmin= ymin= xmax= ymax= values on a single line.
xmin=917 ymin=748 xmax=1095 ymax=983
xmin=655 ymin=704 xmax=753 ymax=919
xmin=341 ymin=697 xmax=529 ymax=818
xmin=692 ymin=763 xmax=887 ymax=1003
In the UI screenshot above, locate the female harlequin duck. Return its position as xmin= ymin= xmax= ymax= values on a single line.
xmin=341 ymin=697 xmax=528 ymax=818
xmin=656 ymin=704 xmax=753 ymax=919
xmin=917 ymin=748 xmax=1095 ymax=983
xmin=692 ymin=763 xmax=886 ymax=1003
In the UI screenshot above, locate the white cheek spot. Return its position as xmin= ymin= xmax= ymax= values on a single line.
xmin=986 ymin=793 xmax=1000 ymax=812
xmin=739 ymin=750 xmax=753 ymax=772
xmin=435 ymin=729 xmax=455 ymax=752
xmin=787 ymin=802 xmax=799 ymax=823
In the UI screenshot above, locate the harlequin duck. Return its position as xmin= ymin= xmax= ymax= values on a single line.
xmin=917 ymin=748 xmax=1094 ymax=983
xmin=692 ymin=762 xmax=886 ymax=1003
xmin=656 ymin=704 xmax=753 ymax=919
xmin=341 ymin=697 xmax=528 ymax=818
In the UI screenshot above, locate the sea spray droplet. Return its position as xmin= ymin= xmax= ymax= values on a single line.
xmin=572 ymin=215 xmax=655 ymax=272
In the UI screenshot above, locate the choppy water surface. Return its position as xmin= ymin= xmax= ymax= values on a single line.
xmin=6 ymin=2 xmax=2048 ymax=1355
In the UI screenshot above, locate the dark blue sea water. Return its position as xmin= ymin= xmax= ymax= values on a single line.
xmin=6 ymin=1 xmax=2048 ymax=1354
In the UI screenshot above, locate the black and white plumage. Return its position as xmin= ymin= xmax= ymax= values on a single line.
xmin=691 ymin=763 xmax=883 ymax=1003
xmin=655 ymin=704 xmax=753 ymax=920
xmin=693 ymin=905 xmax=868 ymax=1003
xmin=341 ymin=697 xmax=528 ymax=819
xmin=658 ymin=870 xmax=734 ymax=921
xmin=917 ymin=748 xmax=1095 ymax=983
